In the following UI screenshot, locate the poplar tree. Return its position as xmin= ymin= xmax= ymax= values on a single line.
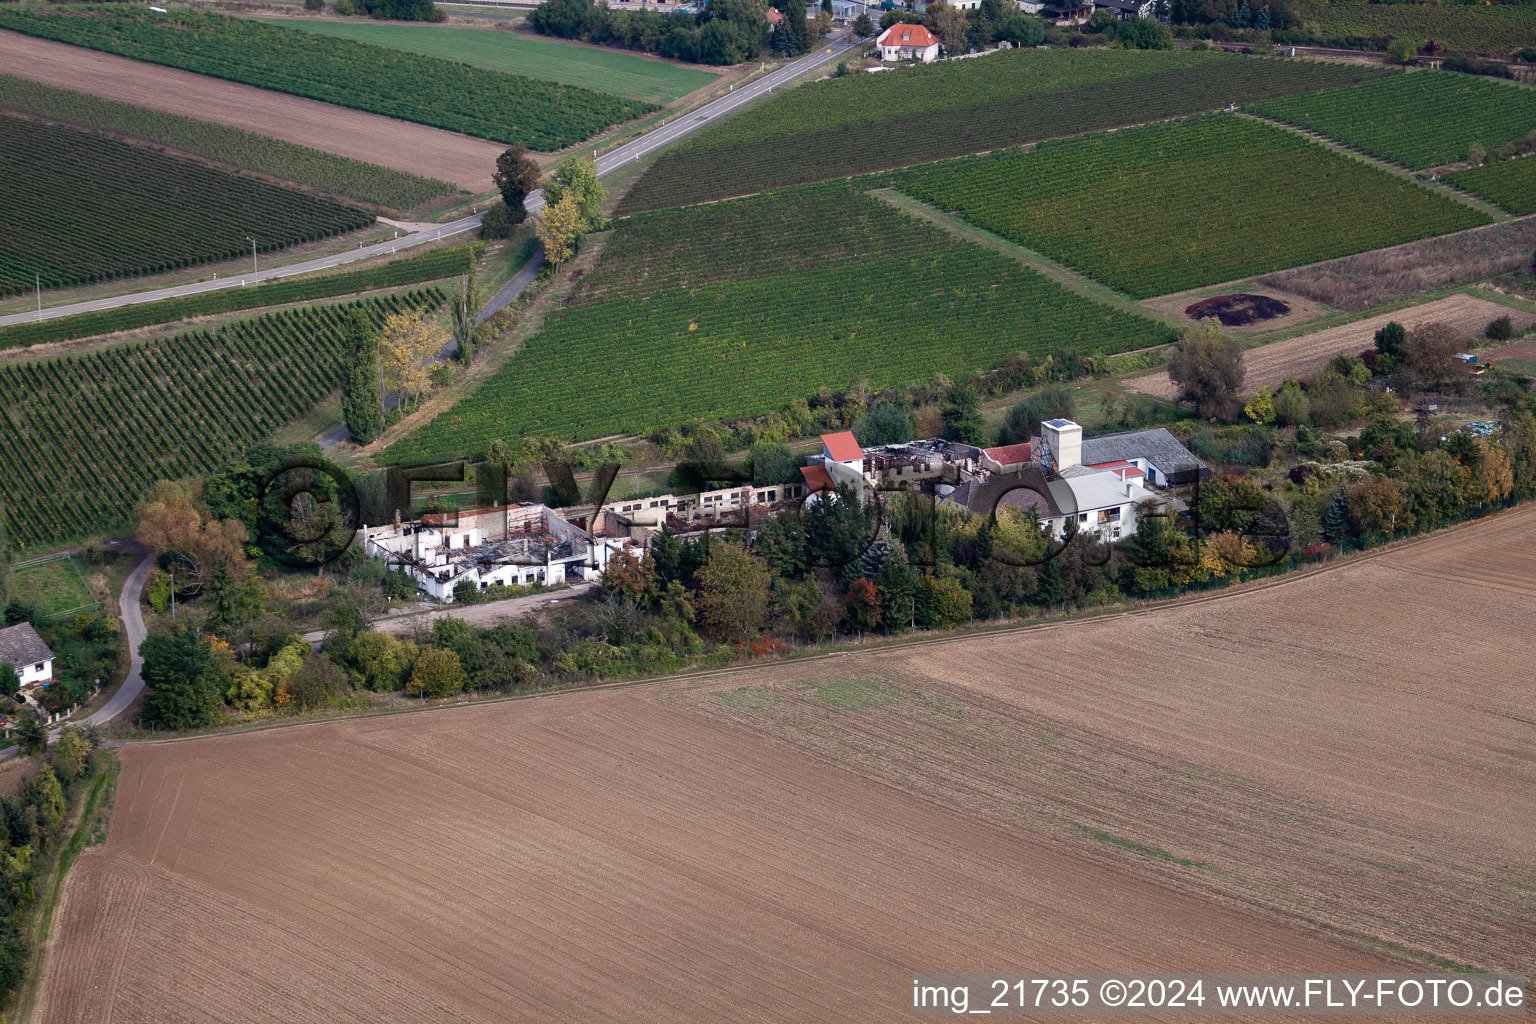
xmin=340 ymin=312 xmax=383 ymax=444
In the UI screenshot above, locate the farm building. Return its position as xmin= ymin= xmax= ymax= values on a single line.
xmin=1092 ymin=0 xmax=1159 ymax=18
xmin=876 ymin=23 xmax=941 ymax=61
xmin=363 ymin=504 xmax=624 ymax=603
xmin=1079 ymin=426 xmax=1211 ymax=487
xmin=0 ymin=622 xmax=53 ymax=689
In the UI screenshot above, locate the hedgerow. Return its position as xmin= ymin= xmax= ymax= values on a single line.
xmin=0 ymin=115 xmax=373 ymax=296
xmin=1251 ymin=71 xmax=1536 ymax=169
xmin=386 ymin=183 xmax=1174 ymax=463
xmin=893 ymin=114 xmax=1488 ymax=299
xmin=1448 ymin=157 xmax=1536 ymax=217
xmin=0 ymin=291 xmax=443 ymax=548
xmin=0 ymin=7 xmax=655 ymax=149
xmin=619 ymin=49 xmax=1388 ymax=213
xmin=0 ymin=245 xmax=474 ymax=351
xmin=0 ymin=75 xmax=456 ymax=211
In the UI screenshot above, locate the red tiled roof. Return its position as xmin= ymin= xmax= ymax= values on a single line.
xmin=821 ymin=431 xmax=864 ymax=463
xmin=767 ymin=7 xmax=784 ymax=23
xmin=800 ymin=464 xmax=835 ymax=492
xmin=984 ymin=442 xmax=1033 ymax=466
xmin=877 ymin=23 xmax=939 ymax=47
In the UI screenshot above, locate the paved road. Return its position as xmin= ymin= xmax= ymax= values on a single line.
xmin=478 ymin=242 xmax=545 ymax=324
xmin=0 ymin=40 xmax=861 ymax=331
xmin=79 ymin=556 xmax=152 ymax=729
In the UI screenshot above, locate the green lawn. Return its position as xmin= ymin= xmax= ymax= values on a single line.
xmin=9 ymin=558 xmax=97 ymax=621
xmin=263 ymin=19 xmax=717 ymax=104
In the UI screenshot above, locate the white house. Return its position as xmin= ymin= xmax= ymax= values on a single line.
xmin=876 ymin=22 xmax=941 ymax=61
xmin=363 ymin=503 xmax=623 ymax=603
xmin=0 ymin=622 xmax=54 ymax=689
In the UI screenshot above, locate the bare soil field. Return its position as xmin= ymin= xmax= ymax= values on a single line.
xmin=1129 ymin=293 xmax=1534 ymax=399
xmin=39 ymin=509 xmax=1536 ymax=1021
xmin=0 ymin=31 xmax=502 ymax=191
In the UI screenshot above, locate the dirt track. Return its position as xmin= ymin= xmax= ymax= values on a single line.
xmin=39 ymin=508 xmax=1536 ymax=1022
xmin=0 ymin=30 xmax=503 ymax=190
xmin=1129 ymin=293 xmax=1533 ymax=399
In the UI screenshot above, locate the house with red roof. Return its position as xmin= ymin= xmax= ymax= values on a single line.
xmin=875 ymin=22 xmax=940 ymax=62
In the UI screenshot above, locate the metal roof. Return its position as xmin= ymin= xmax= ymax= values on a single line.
xmin=1080 ymin=428 xmax=1207 ymax=480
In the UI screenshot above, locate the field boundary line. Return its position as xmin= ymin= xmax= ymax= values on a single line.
xmin=104 ymin=499 xmax=1533 ymax=752
xmin=1237 ymin=110 xmax=1511 ymax=222
xmin=868 ymin=187 xmax=1182 ymax=329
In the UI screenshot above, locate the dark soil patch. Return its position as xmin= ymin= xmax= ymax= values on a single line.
xmin=1185 ymin=292 xmax=1292 ymax=327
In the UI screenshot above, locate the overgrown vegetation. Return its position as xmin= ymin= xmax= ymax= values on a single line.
xmin=0 ymin=6 xmax=656 ymax=149
xmin=893 ymin=113 xmax=1487 ymax=298
xmin=0 ymin=75 xmax=456 ymax=211
xmin=528 ymin=0 xmax=771 ymax=65
xmin=0 ymin=115 xmax=373 ymax=296
xmin=387 ymin=182 xmax=1173 ymax=462
xmin=0 ymin=728 xmax=110 ymax=1007
xmin=619 ymin=49 xmax=1386 ymax=212
xmin=0 ymin=291 xmax=444 ymax=549
xmin=1258 ymin=218 xmax=1536 ymax=310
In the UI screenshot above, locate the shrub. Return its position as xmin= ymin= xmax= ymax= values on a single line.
xmin=1486 ymin=315 xmax=1515 ymax=341
xmin=406 ymin=647 xmax=466 ymax=698
xmin=305 ymin=0 xmax=323 ymax=10
xmin=1384 ymin=37 xmax=1417 ymax=64
xmin=479 ymin=201 xmax=523 ymax=240
xmin=336 ymin=0 xmax=355 ymax=14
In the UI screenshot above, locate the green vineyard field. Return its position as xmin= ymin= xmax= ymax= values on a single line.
xmin=0 ymin=290 xmax=443 ymax=548
xmin=0 ymin=75 xmax=456 ymax=211
xmin=1448 ymin=157 xmax=1536 ymax=216
xmin=893 ymin=114 xmax=1488 ymax=299
xmin=619 ymin=50 xmax=1388 ymax=213
xmin=1251 ymin=71 xmax=1536 ymax=170
xmin=0 ymin=245 xmax=474 ymax=351
xmin=0 ymin=115 xmax=373 ymax=296
xmin=0 ymin=7 xmax=655 ymax=150
xmin=1291 ymin=0 xmax=1536 ymax=54
xmin=387 ymin=183 xmax=1174 ymax=464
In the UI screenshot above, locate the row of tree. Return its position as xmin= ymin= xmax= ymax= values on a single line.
xmin=529 ymin=0 xmax=774 ymax=64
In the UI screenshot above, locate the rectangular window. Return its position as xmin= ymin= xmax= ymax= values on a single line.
xmin=35 ymin=664 xmax=44 ymax=672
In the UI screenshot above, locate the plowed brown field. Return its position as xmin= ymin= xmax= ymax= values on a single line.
xmin=0 ymin=30 xmax=502 ymax=191
xmin=1129 ymin=293 xmax=1533 ymax=399
xmin=40 ymin=508 xmax=1536 ymax=1022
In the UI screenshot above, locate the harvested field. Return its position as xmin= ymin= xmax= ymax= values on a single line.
xmin=1485 ymin=334 xmax=1536 ymax=364
xmin=0 ymin=31 xmax=501 ymax=191
xmin=1129 ymin=293 xmax=1534 ymax=398
xmin=1258 ymin=216 xmax=1536 ymax=311
xmin=40 ymin=508 xmax=1536 ymax=1020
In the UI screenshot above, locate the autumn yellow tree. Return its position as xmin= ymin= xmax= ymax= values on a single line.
xmin=379 ymin=309 xmax=446 ymax=412
xmin=537 ymin=194 xmax=582 ymax=271
xmin=135 ymin=479 xmax=248 ymax=593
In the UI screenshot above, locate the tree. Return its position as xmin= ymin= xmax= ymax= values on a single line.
xmin=853 ymin=11 xmax=873 ymax=34
xmin=15 ymin=708 xmax=45 ymax=755
xmin=537 ymin=194 xmax=583 ymax=271
xmin=750 ymin=441 xmax=799 ymax=486
xmin=914 ymin=572 xmax=971 ymax=628
xmin=1385 ymin=36 xmax=1417 ymax=63
xmin=1272 ymin=381 xmax=1310 ymax=427
xmin=0 ymin=664 xmax=17 ymax=701
xmin=449 ymin=261 xmax=487 ymax=365
xmin=842 ymin=577 xmax=882 ymax=633
xmin=340 ymin=311 xmax=383 ymax=444
xmin=1001 ymin=384 xmax=1074 ymax=445
xmin=203 ymin=559 xmax=266 ymax=635
xmin=542 ymin=157 xmax=607 ymax=233
xmin=1168 ymin=317 xmax=1244 ymax=420
xmin=874 ymin=553 xmax=915 ymax=632
xmin=139 ymin=627 xmax=226 ymax=729
xmin=1345 ymin=476 xmax=1409 ymax=539
xmin=852 ymin=403 xmax=912 ymax=447
xmin=940 ymin=381 xmax=986 ymax=445
xmin=693 ymin=543 xmax=773 ymax=641
xmin=50 ymin=728 xmax=93 ymax=781
xmin=352 ymin=630 xmax=418 ymax=691
xmin=380 ymin=308 xmax=446 ymax=411
xmin=1373 ymin=320 xmax=1406 ymax=373
xmin=601 ymin=550 xmax=659 ymax=606
xmin=754 ymin=513 xmax=807 ymax=580
xmin=934 ymin=3 xmax=968 ymax=50
xmin=283 ymin=653 xmax=346 ymax=710
xmin=405 ymin=646 xmax=466 ymax=698
xmin=1485 ymin=315 xmax=1514 ymax=341
xmin=135 ymin=480 xmax=248 ymax=594
xmin=1401 ymin=321 xmax=1471 ymax=389
xmin=1243 ymin=383 xmax=1275 ymax=425
xmin=493 ymin=145 xmax=541 ymax=222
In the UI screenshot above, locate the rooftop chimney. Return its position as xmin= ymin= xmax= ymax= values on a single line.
xmin=1040 ymin=418 xmax=1082 ymax=473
